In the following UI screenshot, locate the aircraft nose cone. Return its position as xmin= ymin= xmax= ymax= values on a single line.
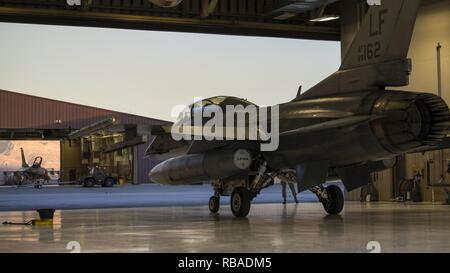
xmin=148 ymin=163 xmax=167 ymax=184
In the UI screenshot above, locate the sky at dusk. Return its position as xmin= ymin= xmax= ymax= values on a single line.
xmin=0 ymin=22 xmax=340 ymax=121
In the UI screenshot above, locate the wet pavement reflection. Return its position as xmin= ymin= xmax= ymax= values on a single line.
xmin=1 ymin=202 xmax=450 ymax=253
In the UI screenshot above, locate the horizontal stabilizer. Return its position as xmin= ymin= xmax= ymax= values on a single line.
xmin=337 ymin=165 xmax=372 ymax=192
xmin=296 ymin=161 xmax=329 ymax=192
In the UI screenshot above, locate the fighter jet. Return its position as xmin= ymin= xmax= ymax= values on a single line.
xmin=3 ymin=148 xmax=56 ymax=188
xmin=147 ymin=0 xmax=450 ymax=217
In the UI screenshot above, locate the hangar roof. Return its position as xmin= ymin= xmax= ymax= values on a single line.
xmin=0 ymin=1 xmax=440 ymax=42
xmin=0 ymin=0 xmax=342 ymax=41
xmin=0 ymin=89 xmax=168 ymax=132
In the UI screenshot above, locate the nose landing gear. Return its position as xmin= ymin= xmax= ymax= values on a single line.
xmin=311 ymin=185 xmax=344 ymax=215
xmin=208 ymin=187 xmax=252 ymax=218
xmin=208 ymin=195 xmax=220 ymax=214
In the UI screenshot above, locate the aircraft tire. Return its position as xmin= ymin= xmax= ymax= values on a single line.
xmin=209 ymin=196 xmax=220 ymax=213
xmin=230 ymin=187 xmax=251 ymax=218
xmin=322 ymin=185 xmax=344 ymax=215
xmin=83 ymin=178 xmax=95 ymax=188
xmin=103 ymin=177 xmax=114 ymax=188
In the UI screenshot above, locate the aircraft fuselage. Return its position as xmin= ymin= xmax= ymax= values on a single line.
xmin=265 ymin=89 xmax=448 ymax=170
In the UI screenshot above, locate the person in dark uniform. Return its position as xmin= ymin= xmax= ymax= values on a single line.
xmin=281 ymin=180 xmax=298 ymax=204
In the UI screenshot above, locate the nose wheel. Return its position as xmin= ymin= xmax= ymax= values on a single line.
xmin=312 ymin=185 xmax=344 ymax=215
xmin=209 ymin=187 xmax=252 ymax=217
xmin=209 ymin=196 xmax=220 ymax=213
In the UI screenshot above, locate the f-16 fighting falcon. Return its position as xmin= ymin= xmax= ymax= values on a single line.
xmin=2 ymin=148 xmax=58 ymax=188
xmin=147 ymin=0 xmax=450 ymax=217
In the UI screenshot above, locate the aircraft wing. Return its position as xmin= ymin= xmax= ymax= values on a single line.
xmin=147 ymin=115 xmax=385 ymax=157
xmin=145 ymin=125 xmax=189 ymax=160
xmin=46 ymin=170 xmax=62 ymax=176
xmin=148 ymin=125 xmax=173 ymax=135
xmin=147 ymin=122 xmax=269 ymax=156
xmin=2 ymin=171 xmax=19 ymax=176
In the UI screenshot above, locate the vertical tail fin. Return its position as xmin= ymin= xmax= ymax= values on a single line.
xmin=300 ymin=0 xmax=421 ymax=99
xmin=340 ymin=0 xmax=421 ymax=70
xmin=20 ymin=148 xmax=28 ymax=168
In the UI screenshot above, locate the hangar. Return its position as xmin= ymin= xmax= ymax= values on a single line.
xmin=0 ymin=89 xmax=168 ymax=185
xmin=0 ymin=0 xmax=450 ymax=253
xmin=0 ymin=0 xmax=448 ymax=202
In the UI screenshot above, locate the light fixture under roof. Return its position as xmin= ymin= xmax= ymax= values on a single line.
xmin=309 ymin=15 xmax=340 ymax=22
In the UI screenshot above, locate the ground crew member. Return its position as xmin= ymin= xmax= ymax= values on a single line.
xmin=281 ymin=180 xmax=298 ymax=204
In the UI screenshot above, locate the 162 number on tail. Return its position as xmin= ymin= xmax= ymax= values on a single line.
xmin=358 ymin=41 xmax=381 ymax=62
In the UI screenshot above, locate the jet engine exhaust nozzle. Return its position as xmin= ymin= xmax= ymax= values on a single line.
xmin=372 ymin=92 xmax=450 ymax=154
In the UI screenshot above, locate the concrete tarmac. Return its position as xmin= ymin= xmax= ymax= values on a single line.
xmin=1 ymin=203 xmax=450 ymax=253
xmin=1 ymin=184 xmax=450 ymax=253
xmin=0 ymin=183 xmax=317 ymax=211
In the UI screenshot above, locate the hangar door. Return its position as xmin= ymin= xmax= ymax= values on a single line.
xmin=0 ymin=140 xmax=60 ymax=185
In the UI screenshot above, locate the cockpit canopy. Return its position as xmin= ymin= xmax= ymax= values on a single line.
xmin=174 ymin=96 xmax=260 ymax=131
xmin=189 ymin=96 xmax=257 ymax=110
xmin=32 ymin=156 xmax=43 ymax=168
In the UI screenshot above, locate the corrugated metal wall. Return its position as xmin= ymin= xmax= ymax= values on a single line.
xmin=0 ymin=89 xmax=167 ymax=129
xmin=136 ymin=144 xmax=161 ymax=185
xmin=0 ymin=89 xmax=168 ymax=183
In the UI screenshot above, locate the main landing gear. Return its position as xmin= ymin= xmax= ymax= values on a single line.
xmin=209 ymin=184 xmax=344 ymax=217
xmin=209 ymin=187 xmax=252 ymax=218
xmin=311 ymin=185 xmax=344 ymax=215
xmin=230 ymin=187 xmax=251 ymax=217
